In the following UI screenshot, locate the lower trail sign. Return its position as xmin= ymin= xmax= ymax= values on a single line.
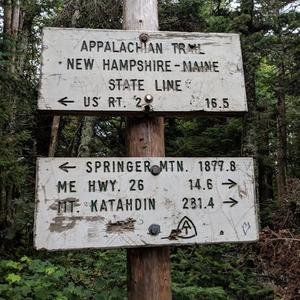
xmin=34 ymin=157 xmax=258 ymax=250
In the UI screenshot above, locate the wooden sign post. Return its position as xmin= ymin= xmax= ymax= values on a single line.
xmin=124 ymin=1 xmax=171 ymax=299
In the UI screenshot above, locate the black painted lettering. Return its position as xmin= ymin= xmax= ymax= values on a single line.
xmin=76 ymin=58 xmax=82 ymax=69
xmin=177 ymin=160 xmax=184 ymax=172
xmin=58 ymin=181 xmax=67 ymax=193
xmin=108 ymin=199 xmax=115 ymax=210
xmin=70 ymin=181 xmax=76 ymax=192
xmin=67 ymin=58 xmax=74 ymax=70
xmin=213 ymin=61 xmax=219 ymax=72
xmin=99 ymin=181 xmax=108 ymax=192
xmin=144 ymin=161 xmax=151 ymax=172
xmin=95 ymin=161 xmax=101 ymax=172
xmin=135 ymin=198 xmax=141 ymax=210
xmin=103 ymin=59 xmax=110 ymax=70
xmin=172 ymin=43 xmax=178 ymax=54
xmin=89 ymin=40 xmax=96 ymax=50
xmin=80 ymin=40 xmax=88 ymax=51
xmin=84 ymin=58 xmax=94 ymax=70
xmin=69 ymin=200 xmax=75 ymax=213
xmin=119 ymin=42 xmax=126 ymax=52
xmin=149 ymin=198 xmax=155 ymax=210
xmin=126 ymin=198 xmax=132 ymax=211
xmin=91 ymin=200 xmax=97 ymax=212
xmin=155 ymin=79 xmax=182 ymax=91
xmin=88 ymin=180 xmax=96 ymax=192
xmin=116 ymin=199 xmax=124 ymax=211
xmin=110 ymin=79 xmax=118 ymax=90
xmin=120 ymin=60 xmax=129 ymax=70
xmin=117 ymin=161 xmax=124 ymax=172
xmin=108 ymin=97 xmax=115 ymax=107
xmin=169 ymin=161 xmax=175 ymax=171
xmin=103 ymin=161 xmax=110 ymax=172
xmin=104 ymin=41 xmax=112 ymax=52
xmin=57 ymin=181 xmax=76 ymax=193
xmin=97 ymin=41 xmax=103 ymax=51
xmin=100 ymin=200 xmax=107 ymax=212
xmin=135 ymin=161 xmax=141 ymax=172
xmin=127 ymin=42 xmax=134 ymax=53
xmin=127 ymin=161 xmax=133 ymax=172
xmin=110 ymin=180 xmax=117 ymax=191
xmin=160 ymin=161 xmax=168 ymax=171
xmin=86 ymin=161 xmax=92 ymax=173
xmin=66 ymin=58 xmax=94 ymax=70
xmin=179 ymin=43 xmax=186 ymax=54
xmin=108 ymin=96 xmax=121 ymax=108
xmin=84 ymin=96 xmax=99 ymax=107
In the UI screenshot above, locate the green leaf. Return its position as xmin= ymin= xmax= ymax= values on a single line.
xmin=6 ymin=273 xmax=21 ymax=284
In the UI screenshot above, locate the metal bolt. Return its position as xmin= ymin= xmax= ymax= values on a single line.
xmin=148 ymin=224 xmax=160 ymax=235
xmin=150 ymin=165 xmax=161 ymax=176
xmin=144 ymin=104 xmax=152 ymax=112
xmin=139 ymin=33 xmax=149 ymax=43
xmin=144 ymin=94 xmax=153 ymax=103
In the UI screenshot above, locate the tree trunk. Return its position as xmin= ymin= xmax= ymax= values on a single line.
xmin=78 ymin=117 xmax=95 ymax=157
xmin=276 ymin=61 xmax=287 ymax=202
xmin=3 ymin=0 xmax=12 ymax=35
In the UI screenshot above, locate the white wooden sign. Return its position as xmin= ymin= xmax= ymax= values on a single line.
xmin=34 ymin=157 xmax=258 ymax=250
xmin=38 ymin=28 xmax=247 ymax=115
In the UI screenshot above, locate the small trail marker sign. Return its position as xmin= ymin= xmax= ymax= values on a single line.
xmin=34 ymin=157 xmax=258 ymax=250
xmin=38 ymin=28 xmax=247 ymax=115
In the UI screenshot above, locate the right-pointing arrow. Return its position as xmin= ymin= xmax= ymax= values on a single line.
xmin=58 ymin=97 xmax=75 ymax=106
xmin=223 ymin=197 xmax=238 ymax=207
xmin=222 ymin=179 xmax=237 ymax=189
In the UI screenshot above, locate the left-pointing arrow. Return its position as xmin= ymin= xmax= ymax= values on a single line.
xmin=59 ymin=162 xmax=76 ymax=172
xmin=58 ymin=97 xmax=75 ymax=106
xmin=223 ymin=197 xmax=238 ymax=207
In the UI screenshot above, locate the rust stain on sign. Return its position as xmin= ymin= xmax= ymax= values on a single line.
xmin=238 ymin=184 xmax=248 ymax=198
xmin=106 ymin=218 xmax=136 ymax=233
xmin=49 ymin=216 xmax=82 ymax=233
xmin=49 ymin=215 xmax=105 ymax=233
xmin=165 ymin=229 xmax=182 ymax=240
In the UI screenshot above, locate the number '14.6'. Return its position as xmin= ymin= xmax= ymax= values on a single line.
xmin=189 ymin=178 xmax=213 ymax=190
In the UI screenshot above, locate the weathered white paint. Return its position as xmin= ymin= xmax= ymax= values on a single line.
xmin=34 ymin=157 xmax=258 ymax=250
xmin=38 ymin=28 xmax=247 ymax=115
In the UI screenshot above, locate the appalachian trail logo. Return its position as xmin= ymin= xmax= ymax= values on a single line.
xmin=177 ymin=216 xmax=197 ymax=239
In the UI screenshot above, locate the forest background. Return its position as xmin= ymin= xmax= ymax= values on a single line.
xmin=0 ymin=0 xmax=299 ymax=299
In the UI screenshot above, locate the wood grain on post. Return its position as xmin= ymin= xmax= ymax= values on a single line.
xmin=48 ymin=116 xmax=60 ymax=157
xmin=124 ymin=1 xmax=172 ymax=299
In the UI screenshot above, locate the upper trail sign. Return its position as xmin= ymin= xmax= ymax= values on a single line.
xmin=34 ymin=157 xmax=258 ymax=250
xmin=38 ymin=28 xmax=247 ymax=115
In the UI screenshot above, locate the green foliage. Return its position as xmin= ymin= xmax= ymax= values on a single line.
xmin=171 ymin=245 xmax=274 ymax=299
xmin=173 ymin=284 xmax=229 ymax=300
xmin=0 ymin=252 xmax=126 ymax=300
xmin=166 ymin=117 xmax=242 ymax=157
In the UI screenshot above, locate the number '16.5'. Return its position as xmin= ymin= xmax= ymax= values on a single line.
xmin=205 ymin=98 xmax=229 ymax=108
